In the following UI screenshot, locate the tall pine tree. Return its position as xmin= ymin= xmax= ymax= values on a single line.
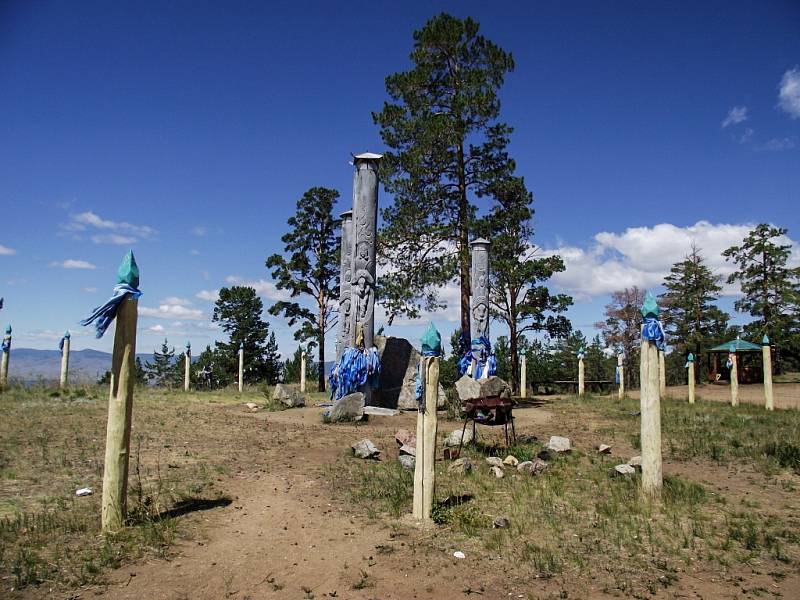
xmin=659 ymin=244 xmax=729 ymax=381
xmin=266 ymin=187 xmax=340 ymax=392
xmin=145 ymin=339 xmax=177 ymax=388
xmin=374 ymin=13 xmax=517 ymax=339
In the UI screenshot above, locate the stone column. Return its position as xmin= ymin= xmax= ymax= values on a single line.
xmin=470 ymin=238 xmax=490 ymax=376
xmin=0 ymin=325 xmax=11 ymax=391
xmin=577 ymin=349 xmax=585 ymax=397
xmin=238 ymin=343 xmax=244 ymax=393
xmin=520 ymin=354 xmax=527 ymax=398
xmin=687 ymin=353 xmax=695 ymax=405
xmin=617 ymin=353 xmax=625 ymax=400
xmin=659 ymin=350 xmax=666 ymax=397
xmin=640 ymin=328 xmax=662 ymax=498
xmin=350 ymin=153 xmax=380 ymax=351
xmin=762 ymin=335 xmax=773 ymax=411
xmin=184 ymin=341 xmax=191 ymax=392
xmin=300 ymin=350 xmax=307 ymax=393
xmin=60 ymin=331 xmax=71 ymax=389
xmin=729 ymin=348 xmax=738 ymax=407
xmin=336 ymin=210 xmax=354 ymax=359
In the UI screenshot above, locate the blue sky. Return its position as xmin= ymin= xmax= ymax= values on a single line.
xmin=1 ymin=0 xmax=798 ymax=359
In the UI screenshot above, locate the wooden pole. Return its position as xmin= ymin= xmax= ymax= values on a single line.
xmin=0 ymin=326 xmax=10 ymax=391
xmin=184 ymin=342 xmax=191 ymax=392
xmin=300 ymin=350 xmax=306 ymax=393
xmin=762 ymin=336 xmax=773 ymax=411
xmin=659 ymin=350 xmax=666 ymax=397
xmin=640 ymin=333 xmax=663 ymax=497
xmin=102 ymin=295 xmax=138 ymax=532
xmin=60 ymin=331 xmax=71 ymax=389
xmin=729 ymin=349 xmax=738 ymax=407
xmin=520 ymin=354 xmax=527 ymax=398
xmin=577 ymin=351 xmax=585 ymax=397
xmin=413 ymin=356 xmax=439 ymax=522
xmin=687 ymin=353 xmax=695 ymax=405
xmin=617 ymin=353 xmax=624 ymax=400
xmin=238 ymin=344 xmax=244 ymax=393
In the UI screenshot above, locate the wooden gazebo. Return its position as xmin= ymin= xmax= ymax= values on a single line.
xmin=707 ymin=338 xmax=763 ymax=384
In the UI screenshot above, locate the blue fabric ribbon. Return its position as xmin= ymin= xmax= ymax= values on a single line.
xmin=80 ymin=283 xmax=142 ymax=339
xmin=458 ymin=335 xmax=497 ymax=379
xmin=329 ymin=346 xmax=381 ymax=401
xmin=58 ymin=337 xmax=65 ymax=354
xmin=641 ymin=317 xmax=666 ymax=351
xmin=615 ymin=366 xmax=621 ymax=384
xmin=414 ymin=349 xmax=440 ymax=409
xmin=1 ymin=336 xmax=10 ymax=353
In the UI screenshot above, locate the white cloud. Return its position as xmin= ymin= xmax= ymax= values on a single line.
xmin=19 ymin=328 xmax=89 ymax=341
xmin=149 ymin=324 xmax=165 ymax=333
xmin=62 ymin=211 xmax=156 ymax=244
xmin=82 ymin=286 xmax=97 ymax=293
xmin=196 ymin=289 xmax=219 ymax=301
xmin=778 ymin=66 xmax=800 ymax=119
xmin=545 ymin=221 xmax=800 ymax=299
xmin=0 ymin=244 xmax=17 ymax=256
xmin=50 ymin=259 xmax=97 ymax=269
xmin=756 ymin=137 xmax=796 ymax=152
xmin=191 ymin=226 xmax=207 ymax=236
xmin=160 ymin=296 xmax=191 ymax=306
xmin=739 ymin=127 xmax=754 ymax=144
xmin=224 ymin=276 xmax=292 ymax=301
xmin=140 ymin=302 xmax=204 ymax=320
xmin=722 ymin=105 xmax=748 ymax=128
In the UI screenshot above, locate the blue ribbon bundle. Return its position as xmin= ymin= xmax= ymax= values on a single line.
xmin=1 ymin=337 xmax=10 ymax=353
xmin=458 ymin=334 xmax=497 ymax=379
xmin=80 ymin=283 xmax=142 ymax=339
xmin=641 ymin=317 xmax=666 ymax=351
xmin=329 ymin=346 xmax=381 ymax=401
xmin=615 ymin=365 xmax=621 ymax=384
xmin=58 ymin=336 xmax=65 ymax=353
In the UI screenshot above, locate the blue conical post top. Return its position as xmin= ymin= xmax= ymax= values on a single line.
xmin=420 ymin=322 xmax=442 ymax=356
xmin=64 ymin=330 xmax=71 ymax=339
xmin=687 ymin=353 xmax=694 ymax=362
xmin=640 ymin=291 xmax=659 ymax=319
xmin=117 ymin=250 xmax=140 ymax=287
xmin=4 ymin=325 xmax=11 ymax=335
xmin=762 ymin=335 xmax=770 ymax=345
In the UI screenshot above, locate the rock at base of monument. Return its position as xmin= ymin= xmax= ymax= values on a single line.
xmin=455 ymin=375 xmax=511 ymax=402
xmin=329 ymin=392 xmax=365 ymax=422
xmin=272 ymin=383 xmax=305 ymax=408
xmin=396 ymin=383 xmax=447 ymax=411
xmin=362 ymin=406 xmax=400 ymax=417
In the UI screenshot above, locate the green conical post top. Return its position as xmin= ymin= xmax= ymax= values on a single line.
xmin=687 ymin=353 xmax=694 ymax=362
xmin=729 ymin=344 xmax=736 ymax=353
xmin=640 ymin=291 xmax=659 ymax=319
xmin=4 ymin=325 xmax=11 ymax=335
xmin=64 ymin=330 xmax=71 ymax=339
xmin=239 ymin=342 xmax=244 ymax=350
xmin=420 ymin=322 xmax=442 ymax=356
xmin=117 ymin=250 xmax=140 ymax=287
xmin=762 ymin=335 xmax=770 ymax=345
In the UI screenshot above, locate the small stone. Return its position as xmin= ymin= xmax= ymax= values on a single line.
xmin=75 ymin=487 xmax=93 ymax=497
xmin=245 ymin=402 xmax=258 ymax=411
xmin=489 ymin=465 xmax=504 ymax=479
xmin=395 ymin=429 xmax=416 ymax=448
xmin=493 ymin=517 xmax=509 ymax=529
xmin=609 ymin=464 xmax=636 ymax=478
xmin=399 ymin=444 xmax=416 ymax=457
xmin=517 ymin=458 xmax=548 ymax=476
xmin=351 ymin=439 xmax=380 ymax=459
xmin=502 ymin=455 xmax=519 ymax=467
xmin=547 ymin=436 xmax=571 ymax=453
xmin=485 ymin=457 xmax=504 ymax=468
xmin=628 ymin=456 xmax=642 ymax=469
xmin=448 ymin=457 xmax=473 ymax=475
xmin=444 ymin=428 xmax=473 ymax=447
xmin=362 ymin=406 xmax=399 ymax=416
xmin=398 ymin=455 xmax=415 ymax=471
xmin=597 ymin=444 xmax=612 ymax=454
xmin=453 ymin=551 xmax=466 ymax=559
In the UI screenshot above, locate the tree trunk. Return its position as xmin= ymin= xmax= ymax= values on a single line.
xmin=509 ymin=317 xmax=519 ymax=394
xmin=318 ymin=333 xmax=325 ymax=392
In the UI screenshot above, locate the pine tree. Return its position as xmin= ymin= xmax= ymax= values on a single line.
xmin=145 ymin=339 xmax=177 ymax=388
xmin=595 ymin=287 xmax=645 ymax=389
xmin=723 ymin=223 xmax=800 ymax=372
xmin=374 ymin=13 xmax=517 ymax=338
xmin=659 ymin=244 xmax=729 ymax=381
xmin=266 ymin=187 xmax=340 ymax=392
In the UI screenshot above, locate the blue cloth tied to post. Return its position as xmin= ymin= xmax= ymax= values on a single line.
xmin=641 ymin=317 xmax=666 ymax=351
xmin=58 ymin=337 xmax=65 ymax=353
xmin=1 ymin=337 xmax=9 ymax=353
xmin=80 ymin=284 xmax=142 ymax=339
xmin=414 ymin=349 xmax=440 ymax=408
xmin=458 ymin=334 xmax=497 ymax=379
xmin=329 ymin=346 xmax=381 ymax=401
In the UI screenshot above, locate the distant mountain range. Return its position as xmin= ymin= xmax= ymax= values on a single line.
xmin=6 ymin=348 xmax=157 ymax=384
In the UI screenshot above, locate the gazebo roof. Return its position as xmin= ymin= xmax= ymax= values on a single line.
xmin=708 ymin=338 xmax=762 ymax=353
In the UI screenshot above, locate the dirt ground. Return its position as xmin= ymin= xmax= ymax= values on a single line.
xmin=3 ymin=386 xmax=799 ymax=600
xmin=627 ymin=382 xmax=800 ymax=410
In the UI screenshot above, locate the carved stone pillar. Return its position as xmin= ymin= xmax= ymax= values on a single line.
xmin=336 ymin=210 xmax=354 ymax=360
xmin=470 ymin=238 xmax=490 ymax=375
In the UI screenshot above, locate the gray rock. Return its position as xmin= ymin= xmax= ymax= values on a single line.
xmin=517 ymin=458 xmax=548 ymax=476
xmin=448 ymin=457 xmax=473 ymax=475
xmin=373 ymin=336 xmax=446 ymax=410
xmin=547 ymin=436 xmax=571 ymax=453
xmin=362 ymin=406 xmax=399 ymax=417
xmin=493 ymin=516 xmax=510 ymax=529
xmin=455 ymin=374 xmax=511 ymax=402
xmin=351 ymin=438 xmax=380 ymax=459
xmin=628 ymin=456 xmax=642 ymax=470
xmin=398 ymin=455 xmax=415 ymax=471
xmin=609 ymin=463 xmax=636 ymax=478
xmin=399 ymin=444 xmax=416 ymax=457
xmin=443 ymin=428 xmax=473 ymax=447
xmin=597 ymin=444 xmax=612 ymax=454
xmin=272 ymin=383 xmax=305 ymax=408
xmin=485 ymin=457 xmax=505 ymax=468
xmin=489 ymin=465 xmax=504 ymax=479
xmin=329 ymin=392 xmax=365 ymax=422
xmin=395 ymin=428 xmax=416 ymax=448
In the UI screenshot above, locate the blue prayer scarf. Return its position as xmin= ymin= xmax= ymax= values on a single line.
xmin=414 ymin=349 xmax=440 ymax=409
xmin=80 ymin=283 xmax=142 ymax=339
xmin=58 ymin=337 xmax=65 ymax=354
xmin=458 ymin=335 xmax=497 ymax=379
xmin=329 ymin=346 xmax=381 ymax=401
xmin=641 ymin=317 xmax=666 ymax=351
xmin=1 ymin=335 xmax=9 ymax=353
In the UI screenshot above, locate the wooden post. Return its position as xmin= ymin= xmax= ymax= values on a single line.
xmin=102 ymin=294 xmax=138 ymax=532
xmin=577 ymin=349 xmax=585 ymax=397
xmin=617 ymin=353 xmax=624 ymax=400
xmin=687 ymin=353 xmax=695 ymax=405
xmin=0 ymin=325 xmax=10 ymax=391
xmin=659 ymin=350 xmax=666 ymax=397
xmin=413 ymin=356 xmax=439 ymax=522
xmin=640 ymin=332 xmax=663 ymax=497
xmin=184 ymin=341 xmax=191 ymax=392
xmin=238 ymin=344 xmax=244 ymax=393
xmin=300 ymin=350 xmax=307 ymax=393
xmin=762 ymin=335 xmax=773 ymax=411
xmin=729 ymin=347 xmax=738 ymax=407
xmin=520 ymin=353 xmax=527 ymax=398
xmin=60 ymin=331 xmax=71 ymax=389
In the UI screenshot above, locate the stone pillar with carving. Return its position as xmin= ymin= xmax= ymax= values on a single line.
xmin=336 ymin=210 xmax=354 ymax=360
xmin=470 ymin=238 xmax=491 ymax=378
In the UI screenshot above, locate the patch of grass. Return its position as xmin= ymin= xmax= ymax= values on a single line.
xmin=328 ymin=459 xmax=412 ymax=517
